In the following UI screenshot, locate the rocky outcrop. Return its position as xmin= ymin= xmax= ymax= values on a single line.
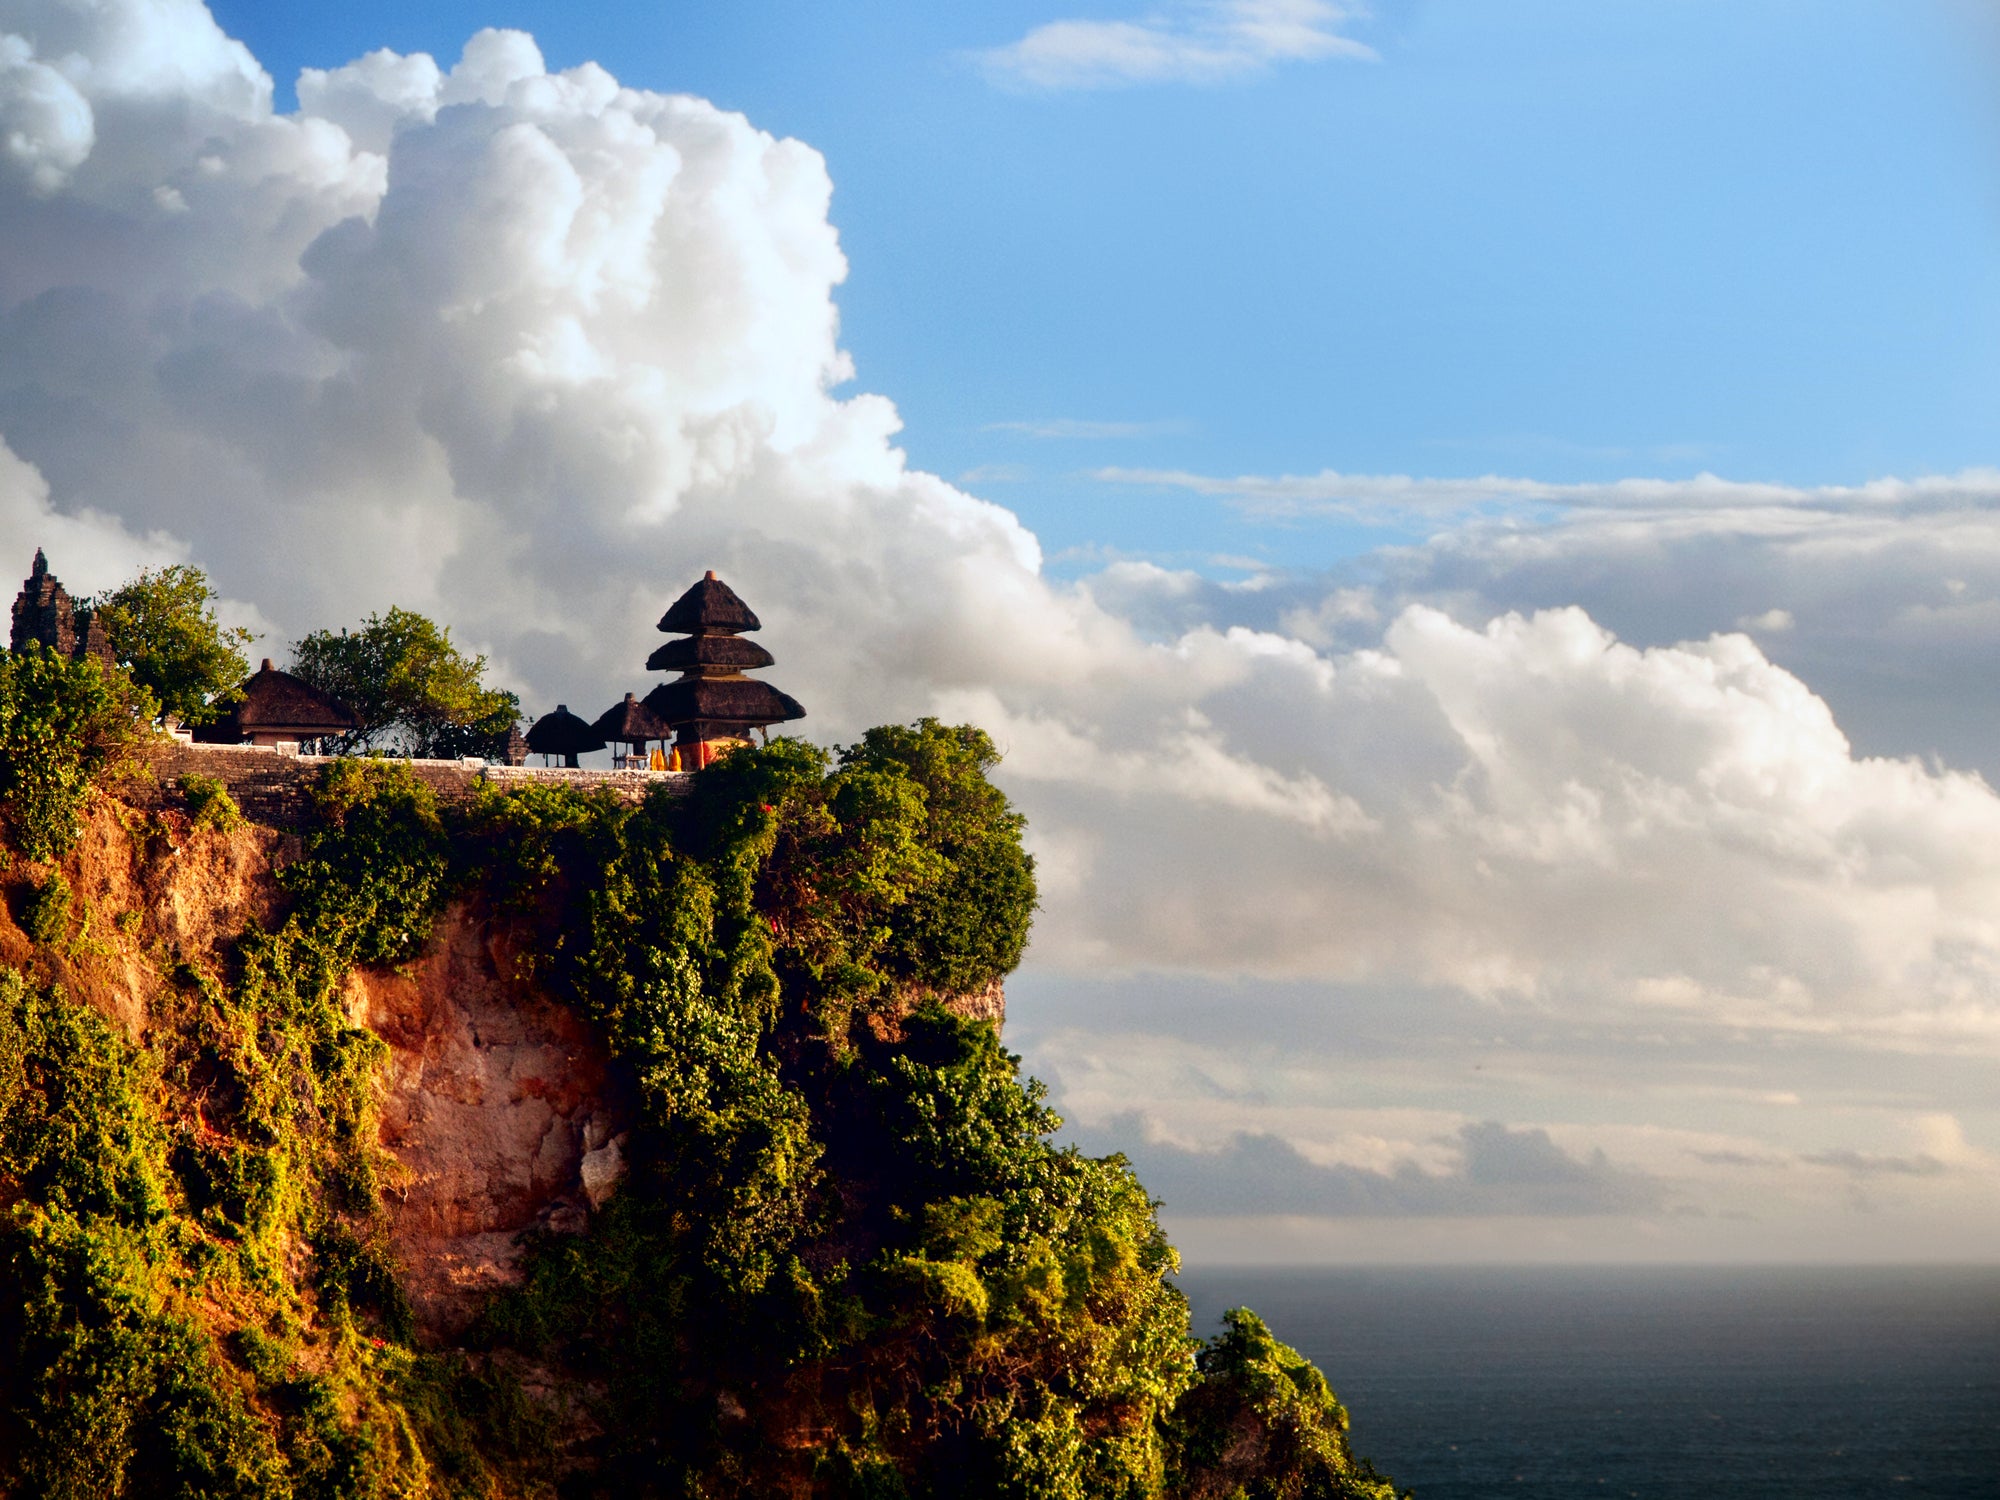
xmin=343 ymin=905 xmax=633 ymax=1337
xmin=0 ymin=792 xmax=283 ymax=1041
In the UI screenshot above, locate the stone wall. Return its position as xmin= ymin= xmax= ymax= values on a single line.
xmin=131 ymin=740 xmax=688 ymax=829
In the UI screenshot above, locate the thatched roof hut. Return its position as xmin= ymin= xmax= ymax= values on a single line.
xmin=524 ymin=704 xmax=605 ymax=768
xmin=592 ymin=693 xmax=670 ymax=756
xmin=194 ymin=659 xmax=359 ymax=747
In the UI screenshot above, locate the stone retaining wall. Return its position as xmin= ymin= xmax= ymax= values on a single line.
xmin=131 ymin=740 xmax=688 ymax=829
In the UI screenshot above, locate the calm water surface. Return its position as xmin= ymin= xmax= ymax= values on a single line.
xmin=1174 ymin=1266 xmax=2000 ymax=1500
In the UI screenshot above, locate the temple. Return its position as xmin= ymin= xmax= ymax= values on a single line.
xmin=10 ymin=549 xmax=114 ymax=669
xmin=10 ymin=548 xmax=806 ymax=778
xmin=642 ymin=571 xmax=805 ymax=769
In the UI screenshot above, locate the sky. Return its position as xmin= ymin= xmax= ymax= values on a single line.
xmin=2 ymin=0 xmax=1999 ymax=1263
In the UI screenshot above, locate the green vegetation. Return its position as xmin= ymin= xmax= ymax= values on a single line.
xmin=0 ymin=706 xmax=1399 ymax=1498
xmin=290 ymin=607 xmax=521 ymax=758
xmin=177 ymin=773 xmax=244 ymax=833
xmin=91 ymin=564 xmax=256 ymax=727
xmin=0 ymin=760 xmax=459 ymax=1497
xmin=0 ymin=645 xmax=140 ymax=860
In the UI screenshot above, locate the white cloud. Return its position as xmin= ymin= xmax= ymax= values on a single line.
xmin=0 ymin=32 xmax=92 ymax=191
xmin=1080 ymin=1117 xmax=1665 ymax=1217
xmin=0 ymin=435 xmax=181 ymax=590
xmin=1739 ymin=607 xmax=1793 ymax=632
xmin=6 ymin=3 xmax=2000 ymax=1257
xmin=978 ymin=0 xmax=1374 ymax=91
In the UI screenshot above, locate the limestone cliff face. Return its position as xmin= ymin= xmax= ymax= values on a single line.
xmin=0 ymin=792 xmax=283 ymax=1037
xmin=342 ymin=906 xmax=631 ymax=1336
xmin=4 ymin=780 xmax=1003 ymax=1346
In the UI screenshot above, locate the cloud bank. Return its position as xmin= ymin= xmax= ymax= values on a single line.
xmin=3 ymin=0 xmax=1998 ymax=1248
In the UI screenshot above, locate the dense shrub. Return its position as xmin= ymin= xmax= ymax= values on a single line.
xmin=0 ymin=759 xmax=456 ymax=1498
xmin=0 ymin=646 xmax=139 ymax=860
xmin=177 ymin=772 xmax=244 ymax=832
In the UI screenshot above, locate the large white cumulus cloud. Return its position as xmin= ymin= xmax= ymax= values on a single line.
xmin=4 ymin=0 xmax=2000 ymax=1071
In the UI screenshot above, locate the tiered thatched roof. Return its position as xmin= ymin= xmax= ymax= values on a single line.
xmin=643 ymin=634 xmax=775 ymax=673
xmin=642 ymin=571 xmax=805 ymax=745
xmin=656 ymin=576 xmax=762 ymax=635
xmin=644 ymin=677 xmax=806 ymax=727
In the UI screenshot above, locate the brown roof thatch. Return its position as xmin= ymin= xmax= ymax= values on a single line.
xmin=657 ymin=572 xmax=761 ymax=635
xmin=644 ymin=634 xmax=775 ymax=674
xmin=524 ymin=704 xmax=606 ymax=757
xmin=643 ymin=678 xmax=805 ymax=730
xmin=195 ymin=660 xmax=358 ymax=740
xmin=592 ymin=693 xmax=670 ymax=745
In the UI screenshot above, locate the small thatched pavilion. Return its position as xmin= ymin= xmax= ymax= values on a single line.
xmin=593 ymin=693 xmax=671 ymax=769
xmin=524 ymin=704 xmax=605 ymax=768
xmin=194 ymin=660 xmax=360 ymax=748
xmin=643 ymin=571 xmax=804 ymax=770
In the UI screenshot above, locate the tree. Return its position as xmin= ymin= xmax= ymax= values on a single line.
xmin=91 ymin=565 xmax=254 ymax=726
xmin=290 ymin=607 xmax=520 ymax=757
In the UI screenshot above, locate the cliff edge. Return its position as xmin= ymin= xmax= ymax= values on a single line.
xmin=0 ymin=664 xmax=1398 ymax=1499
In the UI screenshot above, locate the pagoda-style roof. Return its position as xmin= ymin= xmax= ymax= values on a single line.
xmin=592 ymin=693 xmax=670 ymax=745
xmin=195 ymin=660 xmax=359 ymax=742
xmin=524 ymin=704 xmax=606 ymax=758
xmin=657 ymin=572 xmax=761 ymax=635
xmin=646 ymin=570 xmax=804 ymax=746
xmin=643 ymin=677 xmax=805 ymax=730
xmin=644 ymin=634 xmax=775 ymax=674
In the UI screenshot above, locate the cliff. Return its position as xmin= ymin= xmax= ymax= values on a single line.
xmin=0 ymin=658 xmax=1399 ymax=1499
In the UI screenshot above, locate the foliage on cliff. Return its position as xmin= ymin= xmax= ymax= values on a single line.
xmin=0 ymin=702 xmax=1399 ymax=1499
xmin=0 ymin=647 xmax=143 ymax=860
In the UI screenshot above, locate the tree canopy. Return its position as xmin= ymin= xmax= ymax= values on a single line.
xmin=90 ymin=564 xmax=254 ymax=726
xmin=290 ymin=607 xmax=519 ymax=758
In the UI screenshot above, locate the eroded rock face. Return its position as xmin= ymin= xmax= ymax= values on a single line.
xmin=10 ymin=793 xmax=1008 ymax=1350
xmin=0 ymin=795 xmax=284 ymax=1041
xmin=343 ymin=905 xmax=630 ymax=1338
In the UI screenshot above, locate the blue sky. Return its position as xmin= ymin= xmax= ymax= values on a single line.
xmin=209 ymin=0 xmax=2000 ymax=573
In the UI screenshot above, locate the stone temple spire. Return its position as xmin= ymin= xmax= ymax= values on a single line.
xmin=10 ymin=549 xmax=113 ymax=668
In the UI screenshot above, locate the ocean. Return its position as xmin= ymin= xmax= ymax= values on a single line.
xmin=1174 ymin=1266 xmax=2000 ymax=1500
